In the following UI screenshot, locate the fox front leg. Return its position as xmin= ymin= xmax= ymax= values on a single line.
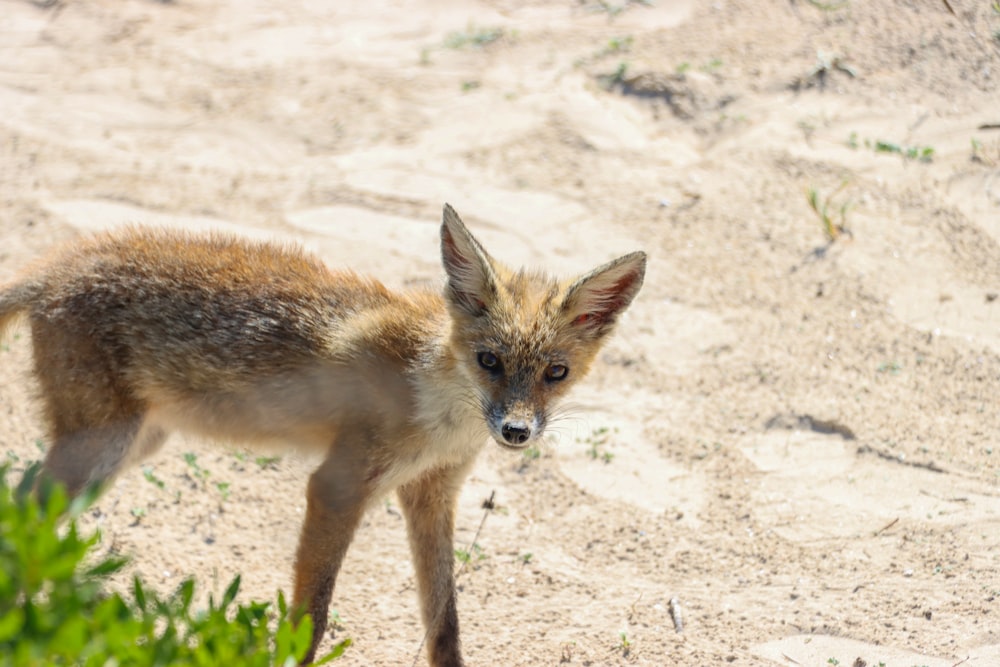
xmin=397 ymin=463 xmax=472 ymax=667
xmin=293 ymin=442 xmax=371 ymax=665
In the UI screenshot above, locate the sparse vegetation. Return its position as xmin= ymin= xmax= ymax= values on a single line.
xmin=703 ymin=57 xmax=723 ymax=73
xmin=877 ymin=360 xmax=903 ymax=375
xmin=141 ymin=465 xmax=165 ymax=490
xmin=971 ymin=137 xmax=999 ymax=166
xmin=598 ymin=61 xmax=630 ymax=90
xmin=795 ymin=50 xmax=856 ymax=89
xmin=618 ymin=631 xmax=631 ymax=656
xmin=580 ymin=426 xmax=616 ymax=463
xmin=443 ymin=26 xmax=506 ymax=50
xmin=806 ymin=182 xmax=852 ymax=243
xmin=254 ymin=455 xmax=281 ymax=470
xmin=848 ymin=133 xmax=934 ymax=162
xmin=873 ymin=140 xmax=934 ymax=161
xmin=182 ymin=451 xmax=210 ymax=485
xmin=0 ymin=463 xmax=348 ymax=666
xmin=454 ymin=542 xmax=487 ymax=566
xmin=805 ymin=0 xmax=848 ymax=10
xmin=141 ymin=464 xmax=182 ymax=504
xmin=581 ymin=0 xmax=653 ymax=19
xmin=576 ymin=35 xmax=633 ymax=67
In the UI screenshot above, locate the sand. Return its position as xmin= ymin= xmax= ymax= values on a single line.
xmin=1 ymin=0 xmax=999 ymax=664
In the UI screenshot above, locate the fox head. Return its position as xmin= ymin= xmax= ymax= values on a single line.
xmin=440 ymin=204 xmax=646 ymax=450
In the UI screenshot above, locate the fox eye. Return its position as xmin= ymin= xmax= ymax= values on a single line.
xmin=545 ymin=364 xmax=568 ymax=382
xmin=477 ymin=351 xmax=501 ymax=373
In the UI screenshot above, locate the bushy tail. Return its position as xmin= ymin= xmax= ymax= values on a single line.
xmin=0 ymin=280 xmax=42 ymax=340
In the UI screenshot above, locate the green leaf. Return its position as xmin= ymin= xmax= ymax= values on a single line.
xmin=86 ymin=555 xmax=129 ymax=578
xmin=133 ymin=576 xmax=147 ymax=611
xmin=316 ymin=637 xmax=353 ymax=663
xmin=176 ymin=578 xmax=196 ymax=614
xmin=14 ymin=462 xmax=41 ymax=500
xmin=0 ymin=607 xmax=24 ymax=641
xmin=221 ymin=574 xmax=241 ymax=610
xmin=277 ymin=589 xmax=289 ymax=616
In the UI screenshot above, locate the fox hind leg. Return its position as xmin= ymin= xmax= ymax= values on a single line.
xmin=30 ymin=319 xmax=162 ymax=497
xmin=42 ymin=416 xmax=165 ymax=497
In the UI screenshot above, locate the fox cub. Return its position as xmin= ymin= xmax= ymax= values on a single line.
xmin=0 ymin=204 xmax=645 ymax=666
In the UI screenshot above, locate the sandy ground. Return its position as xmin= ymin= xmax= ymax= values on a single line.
xmin=2 ymin=0 xmax=1000 ymax=665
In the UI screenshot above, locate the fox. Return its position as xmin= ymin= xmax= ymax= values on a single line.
xmin=0 ymin=204 xmax=646 ymax=666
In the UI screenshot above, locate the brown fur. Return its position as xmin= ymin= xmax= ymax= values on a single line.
xmin=0 ymin=205 xmax=645 ymax=666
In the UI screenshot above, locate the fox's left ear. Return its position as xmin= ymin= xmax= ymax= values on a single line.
xmin=561 ymin=251 xmax=646 ymax=337
xmin=440 ymin=204 xmax=499 ymax=317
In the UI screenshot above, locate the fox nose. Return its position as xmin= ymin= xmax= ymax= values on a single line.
xmin=501 ymin=422 xmax=531 ymax=445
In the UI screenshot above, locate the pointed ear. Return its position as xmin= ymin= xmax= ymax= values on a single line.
xmin=440 ymin=204 xmax=498 ymax=317
xmin=561 ymin=251 xmax=646 ymax=337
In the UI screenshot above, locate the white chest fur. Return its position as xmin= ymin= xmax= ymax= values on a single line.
xmin=373 ymin=373 xmax=490 ymax=496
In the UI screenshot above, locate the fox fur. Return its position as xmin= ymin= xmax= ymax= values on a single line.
xmin=0 ymin=204 xmax=645 ymax=666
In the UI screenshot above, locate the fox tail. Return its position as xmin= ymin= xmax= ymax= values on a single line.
xmin=0 ymin=279 xmax=42 ymax=340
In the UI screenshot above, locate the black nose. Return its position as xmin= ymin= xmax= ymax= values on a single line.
xmin=501 ymin=422 xmax=531 ymax=445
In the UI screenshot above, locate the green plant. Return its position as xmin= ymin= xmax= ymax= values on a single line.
xmin=597 ymin=61 xmax=630 ymax=90
xmin=183 ymin=451 xmax=210 ymax=485
xmin=618 ymin=631 xmax=631 ymax=655
xmin=798 ymin=50 xmax=856 ymax=88
xmin=443 ymin=25 xmax=505 ymax=50
xmin=877 ymin=360 xmax=902 ymax=375
xmin=850 ymin=134 xmax=934 ymax=162
xmin=872 ymin=140 xmax=934 ymax=162
xmin=807 ymin=182 xmax=851 ymax=243
xmin=142 ymin=465 xmax=166 ymax=490
xmin=581 ymin=426 xmax=616 ymax=463
xmin=584 ymin=0 xmax=653 ymax=18
xmin=806 ymin=0 xmax=847 ymax=10
xmin=0 ymin=463 xmax=348 ymax=666
xmin=971 ymin=137 xmax=998 ymax=166
xmin=575 ymin=35 xmax=634 ymax=68
xmin=454 ymin=542 xmax=487 ymax=565
xmin=703 ymin=57 xmax=723 ymax=72
xmin=605 ymin=35 xmax=633 ymax=53
xmin=254 ymin=455 xmax=281 ymax=470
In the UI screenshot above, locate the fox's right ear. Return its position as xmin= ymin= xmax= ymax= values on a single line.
xmin=440 ymin=204 xmax=498 ymax=317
